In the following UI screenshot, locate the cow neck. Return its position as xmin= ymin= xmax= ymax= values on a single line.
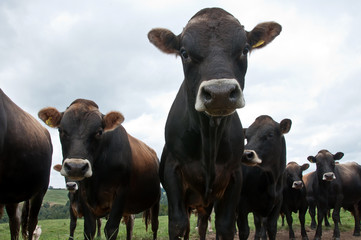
xmin=199 ymin=114 xmax=225 ymax=199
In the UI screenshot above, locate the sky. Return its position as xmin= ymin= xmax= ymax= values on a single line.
xmin=1 ymin=0 xmax=361 ymax=188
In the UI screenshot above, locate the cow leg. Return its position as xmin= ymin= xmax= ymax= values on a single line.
xmin=197 ymin=205 xmax=213 ymax=240
xmin=124 ymin=215 xmax=134 ymax=240
xmin=309 ymin=203 xmax=317 ymax=229
xmin=96 ymin=218 xmax=102 ymax=238
xmin=299 ymin=205 xmax=309 ymax=240
xmin=6 ymin=203 xmax=20 ymax=240
xmin=82 ymin=205 xmax=97 ymax=240
xmin=237 ymin=210 xmax=250 ymax=240
xmin=26 ymin=193 xmax=45 ymax=240
xmin=332 ymin=198 xmax=342 ymax=240
xmin=150 ymin=200 xmax=160 ymax=240
xmin=69 ymin=207 xmax=77 ymax=240
xmin=314 ymin=205 xmax=326 ymax=240
xmin=284 ymin=208 xmax=295 ymax=240
xmin=253 ymin=214 xmax=262 ymax=240
xmin=163 ymin=160 xmax=189 ymax=239
xmin=324 ymin=210 xmax=330 ymax=227
xmin=266 ymin=199 xmax=282 ymax=240
xmin=353 ymin=203 xmax=361 ymax=236
xmin=215 ymin=172 xmax=241 ymax=240
xmin=104 ymin=192 xmax=126 ymax=240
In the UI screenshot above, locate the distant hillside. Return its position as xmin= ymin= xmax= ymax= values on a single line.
xmin=43 ymin=188 xmax=68 ymax=205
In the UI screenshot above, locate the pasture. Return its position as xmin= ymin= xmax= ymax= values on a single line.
xmin=0 ymin=189 xmax=359 ymax=239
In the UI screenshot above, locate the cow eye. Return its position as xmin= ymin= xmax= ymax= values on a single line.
xmin=95 ymin=129 xmax=103 ymax=138
xmin=242 ymin=45 xmax=250 ymax=55
xmin=180 ymin=48 xmax=189 ymax=60
xmin=58 ymin=128 xmax=68 ymax=138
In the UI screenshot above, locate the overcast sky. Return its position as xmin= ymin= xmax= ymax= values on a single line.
xmin=1 ymin=0 xmax=361 ymax=188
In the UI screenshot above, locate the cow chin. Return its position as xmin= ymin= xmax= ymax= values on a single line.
xmin=60 ymin=158 xmax=93 ymax=181
xmin=205 ymin=109 xmax=236 ymax=117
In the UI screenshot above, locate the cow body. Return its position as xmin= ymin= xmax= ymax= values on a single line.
xmin=308 ymin=150 xmax=361 ymax=239
xmin=0 ymin=89 xmax=52 ymax=240
xmin=303 ymin=171 xmax=330 ymax=229
xmin=39 ymin=99 xmax=160 ymax=240
xmin=280 ymin=162 xmax=309 ymax=240
xmin=237 ymin=115 xmax=292 ymax=240
xmin=148 ymin=8 xmax=281 ymax=240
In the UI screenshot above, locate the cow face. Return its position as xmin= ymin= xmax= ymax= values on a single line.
xmin=285 ymin=162 xmax=309 ymax=190
xmin=39 ymin=99 xmax=124 ymax=181
xmin=307 ymin=150 xmax=344 ymax=182
xmin=148 ymin=8 xmax=281 ymax=117
xmin=244 ymin=115 xmax=292 ymax=164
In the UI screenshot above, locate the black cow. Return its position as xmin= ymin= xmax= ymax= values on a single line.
xmin=38 ymin=99 xmax=160 ymax=240
xmin=237 ymin=115 xmax=292 ymax=240
xmin=0 ymin=89 xmax=52 ymax=240
xmin=307 ymin=150 xmax=361 ymax=239
xmin=148 ymin=7 xmax=281 ymax=240
xmin=303 ymin=171 xmax=331 ymax=229
xmin=280 ymin=162 xmax=309 ymax=240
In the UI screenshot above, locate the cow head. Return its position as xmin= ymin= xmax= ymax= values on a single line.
xmin=148 ymin=8 xmax=281 ymax=117
xmin=39 ymin=99 xmax=124 ymax=181
xmin=307 ymin=150 xmax=344 ymax=182
xmin=244 ymin=115 xmax=292 ymax=166
xmin=285 ymin=162 xmax=309 ymax=190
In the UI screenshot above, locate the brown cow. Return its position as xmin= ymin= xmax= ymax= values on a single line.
xmin=39 ymin=99 xmax=160 ymax=240
xmin=148 ymin=7 xmax=281 ymax=240
xmin=0 ymin=89 xmax=52 ymax=240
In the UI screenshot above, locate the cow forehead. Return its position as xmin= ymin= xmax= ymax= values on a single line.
xmin=316 ymin=150 xmax=333 ymax=160
xmin=63 ymin=102 xmax=102 ymax=125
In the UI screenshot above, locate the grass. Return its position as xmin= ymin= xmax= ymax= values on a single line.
xmin=42 ymin=189 xmax=69 ymax=205
xmin=0 ymin=210 xmax=357 ymax=239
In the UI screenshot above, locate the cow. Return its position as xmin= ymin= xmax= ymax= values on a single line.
xmin=237 ymin=115 xmax=292 ymax=240
xmin=38 ymin=99 xmax=160 ymax=240
xmin=0 ymin=89 xmax=53 ymax=240
xmin=53 ymin=164 xmax=135 ymax=240
xmin=303 ymin=171 xmax=331 ymax=229
xmin=148 ymin=7 xmax=281 ymax=240
xmin=307 ymin=150 xmax=361 ymax=240
xmin=280 ymin=162 xmax=309 ymax=240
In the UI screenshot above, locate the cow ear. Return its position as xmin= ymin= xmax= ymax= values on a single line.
xmin=247 ymin=22 xmax=282 ymax=50
xmin=307 ymin=156 xmax=316 ymax=163
xmin=53 ymin=164 xmax=62 ymax=172
xmin=301 ymin=163 xmax=310 ymax=171
xmin=333 ymin=152 xmax=344 ymax=161
xmin=38 ymin=107 xmax=62 ymax=128
xmin=280 ymin=119 xmax=292 ymax=134
xmin=103 ymin=111 xmax=124 ymax=132
xmin=148 ymin=28 xmax=180 ymax=54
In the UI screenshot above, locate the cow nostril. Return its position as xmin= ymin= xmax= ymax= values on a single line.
xmin=64 ymin=162 xmax=71 ymax=172
xmin=81 ymin=163 xmax=89 ymax=173
xmin=230 ymin=87 xmax=240 ymax=100
xmin=246 ymin=151 xmax=254 ymax=160
xmin=202 ymin=88 xmax=212 ymax=102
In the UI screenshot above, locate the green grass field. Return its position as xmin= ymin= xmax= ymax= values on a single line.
xmin=0 ymin=210 xmax=357 ymax=239
xmin=0 ymin=189 xmax=357 ymax=239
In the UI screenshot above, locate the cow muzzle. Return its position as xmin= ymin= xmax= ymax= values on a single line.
xmin=322 ymin=172 xmax=336 ymax=181
xmin=61 ymin=158 xmax=93 ymax=181
xmin=66 ymin=181 xmax=78 ymax=192
xmin=241 ymin=149 xmax=262 ymax=166
xmin=195 ymin=78 xmax=245 ymax=116
xmin=292 ymin=181 xmax=303 ymax=189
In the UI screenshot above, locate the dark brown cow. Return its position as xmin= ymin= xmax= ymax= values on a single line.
xmin=303 ymin=171 xmax=331 ymax=229
xmin=0 ymin=89 xmax=53 ymax=240
xmin=307 ymin=150 xmax=361 ymax=239
xmin=53 ymin=164 xmax=136 ymax=240
xmin=237 ymin=115 xmax=292 ymax=240
xmin=280 ymin=162 xmax=309 ymax=240
xmin=38 ymin=99 xmax=160 ymax=240
xmin=148 ymin=7 xmax=281 ymax=240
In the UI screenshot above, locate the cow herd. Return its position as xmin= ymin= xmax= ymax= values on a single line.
xmin=0 ymin=7 xmax=360 ymax=240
